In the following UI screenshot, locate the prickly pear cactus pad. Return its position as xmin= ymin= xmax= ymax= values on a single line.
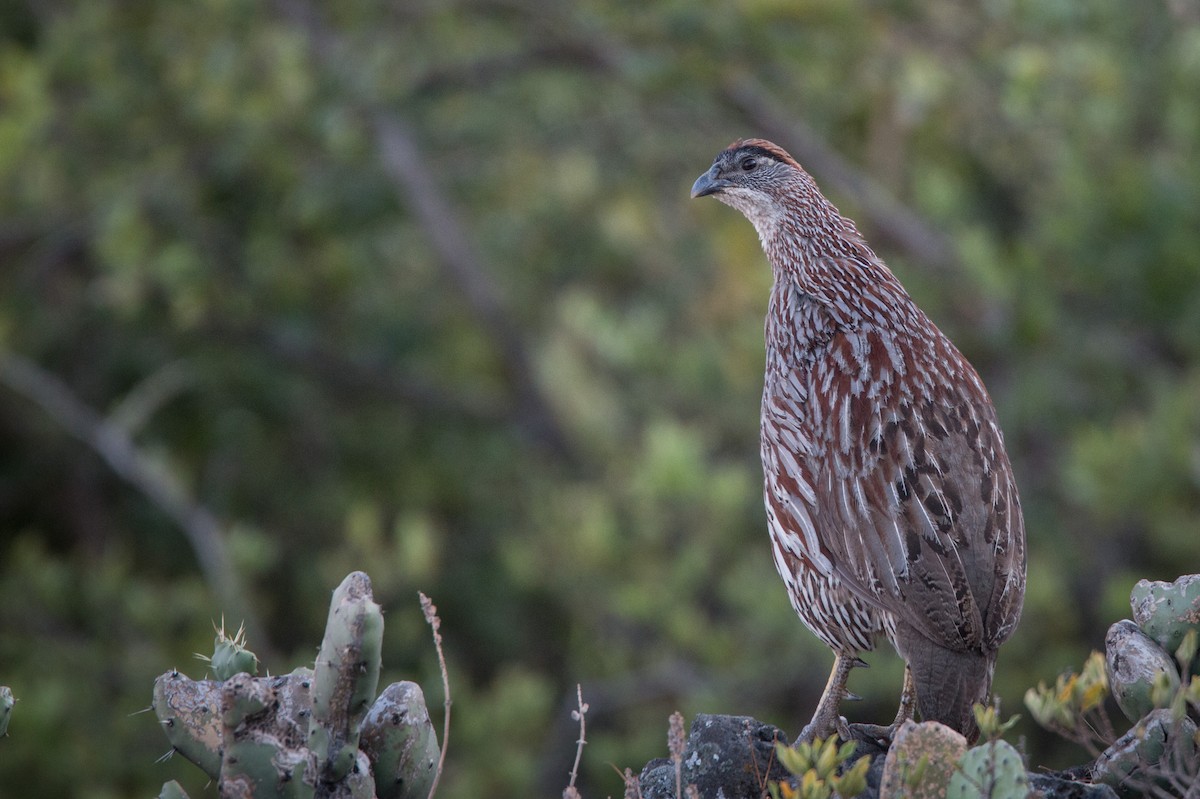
xmin=947 ymin=740 xmax=1028 ymax=799
xmin=1131 ymin=574 xmax=1200 ymax=661
xmin=307 ymin=571 xmax=384 ymax=784
xmin=360 ymin=682 xmax=440 ymax=799
xmin=1105 ymin=619 xmax=1180 ymax=723
xmin=210 ymin=622 xmax=260 ymax=681
xmin=1091 ymin=707 xmax=1198 ymax=790
xmin=153 ymin=671 xmax=224 ymax=779
xmin=0 ymin=686 xmax=12 ymax=737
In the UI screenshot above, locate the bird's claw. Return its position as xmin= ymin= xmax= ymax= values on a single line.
xmin=845 ymin=722 xmax=899 ymax=747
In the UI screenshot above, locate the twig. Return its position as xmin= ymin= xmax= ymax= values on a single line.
xmin=420 ymin=592 xmax=451 ymax=799
xmin=563 ymin=684 xmax=589 ymax=799
xmin=107 ymin=360 xmax=195 ymax=436
xmin=614 ymin=766 xmax=642 ymax=799
xmin=0 ymin=351 xmax=269 ymax=655
xmin=668 ymin=711 xmax=686 ymax=799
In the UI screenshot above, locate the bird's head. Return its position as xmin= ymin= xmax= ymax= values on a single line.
xmin=690 ymin=138 xmax=806 ymax=240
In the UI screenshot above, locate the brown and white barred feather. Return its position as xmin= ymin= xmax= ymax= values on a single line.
xmin=694 ymin=138 xmax=1026 ymax=739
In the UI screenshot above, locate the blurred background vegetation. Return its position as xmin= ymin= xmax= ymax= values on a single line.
xmin=1 ymin=0 xmax=1199 ymax=796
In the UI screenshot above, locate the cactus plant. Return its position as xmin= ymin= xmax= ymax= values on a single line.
xmin=1091 ymin=707 xmax=1198 ymax=795
xmin=879 ymin=720 xmax=967 ymax=799
xmin=154 ymin=571 xmax=440 ymax=799
xmin=0 ymin=685 xmax=13 ymax=737
xmin=360 ymin=682 xmax=439 ymax=799
xmin=154 ymin=671 xmax=223 ymax=777
xmin=1104 ymin=619 xmax=1181 ymax=723
xmin=158 ymin=780 xmax=190 ymax=799
xmin=1130 ymin=574 xmax=1200 ymax=671
xmin=947 ymin=740 xmax=1028 ymax=799
xmin=210 ymin=621 xmax=260 ymax=681
xmin=308 ymin=571 xmax=383 ymax=784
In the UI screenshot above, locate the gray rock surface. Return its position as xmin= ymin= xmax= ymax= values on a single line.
xmin=635 ymin=713 xmax=1121 ymax=799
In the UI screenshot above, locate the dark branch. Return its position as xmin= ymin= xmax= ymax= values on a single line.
xmin=272 ymin=0 xmax=577 ymax=463
xmin=0 ymin=351 xmax=271 ymax=656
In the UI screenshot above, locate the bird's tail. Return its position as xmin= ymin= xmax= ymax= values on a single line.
xmin=896 ymin=630 xmax=994 ymax=742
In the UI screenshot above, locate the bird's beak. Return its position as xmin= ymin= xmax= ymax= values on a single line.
xmin=691 ymin=166 xmax=729 ymax=198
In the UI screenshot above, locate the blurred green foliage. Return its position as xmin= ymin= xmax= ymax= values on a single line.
xmin=1 ymin=0 xmax=1199 ymax=796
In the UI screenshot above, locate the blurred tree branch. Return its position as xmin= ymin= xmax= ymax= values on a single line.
xmin=411 ymin=42 xmax=612 ymax=97
xmin=210 ymin=323 xmax=508 ymax=424
xmin=272 ymin=0 xmax=577 ymax=464
xmin=406 ymin=15 xmax=961 ymax=280
xmin=0 ymin=351 xmax=270 ymax=657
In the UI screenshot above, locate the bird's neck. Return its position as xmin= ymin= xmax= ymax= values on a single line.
xmin=760 ymin=190 xmax=876 ymax=285
xmin=760 ymin=190 xmax=922 ymax=348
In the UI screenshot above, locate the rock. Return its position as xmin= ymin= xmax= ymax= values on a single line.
xmin=1028 ymin=772 xmax=1119 ymax=799
xmin=637 ymin=714 xmax=791 ymax=799
xmin=879 ymin=720 xmax=967 ymax=799
xmin=631 ymin=713 xmax=1122 ymax=799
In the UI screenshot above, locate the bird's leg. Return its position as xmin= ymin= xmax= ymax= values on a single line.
xmin=892 ymin=665 xmax=916 ymax=727
xmin=796 ymin=652 xmax=859 ymax=743
xmin=846 ymin=664 xmax=918 ymax=745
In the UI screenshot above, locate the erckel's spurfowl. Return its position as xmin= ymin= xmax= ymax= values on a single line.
xmin=692 ymin=139 xmax=1025 ymax=742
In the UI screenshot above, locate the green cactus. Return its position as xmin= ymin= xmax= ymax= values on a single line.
xmin=1130 ymin=574 xmax=1200 ymax=673
xmin=219 ymin=672 xmax=309 ymax=799
xmin=155 ymin=572 xmax=440 ymax=799
xmin=0 ymin=685 xmax=13 ymax=737
xmin=308 ymin=571 xmax=384 ymax=784
xmin=879 ymin=720 xmax=967 ymax=799
xmin=946 ymin=740 xmax=1028 ymax=799
xmin=1091 ymin=707 xmax=1198 ymax=795
xmin=153 ymin=670 xmax=223 ymax=778
xmin=158 ymin=780 xmax=191 ymax=799
xmin=1105 ymin=619 xmax=1181 ymax=723
xmin=360 ymin=681 xmax=440 ymax=799
xmin=210 ymin=620 xmax=260 ymax=681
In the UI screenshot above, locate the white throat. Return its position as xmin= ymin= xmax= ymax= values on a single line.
xmin=715 ymin=187 xmax=786 ymax=247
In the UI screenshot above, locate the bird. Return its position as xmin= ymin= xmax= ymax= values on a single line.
xmin=691 ymin=139 xmax=1026 ymax=743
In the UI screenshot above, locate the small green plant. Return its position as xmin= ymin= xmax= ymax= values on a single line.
xmin=1024 ymin=650 xmax=1115 ymax=756
xmin=767 ymin=736 xmax=870 ymax=799
xmin=970 ymin=703 xmax=1019 ymax=743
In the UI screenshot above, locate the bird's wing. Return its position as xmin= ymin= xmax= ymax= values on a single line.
xmin=763 ymin=323 xmax=1025 ymax=654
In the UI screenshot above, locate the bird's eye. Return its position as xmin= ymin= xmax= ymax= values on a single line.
xmin=740 ymin=157 xmax=758 ymax=172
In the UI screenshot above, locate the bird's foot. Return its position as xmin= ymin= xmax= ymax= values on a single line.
xmin=795 ymin=713 xmax=853 ymax=744
xmin=844 ymin=721 xmax=900 ymax=747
